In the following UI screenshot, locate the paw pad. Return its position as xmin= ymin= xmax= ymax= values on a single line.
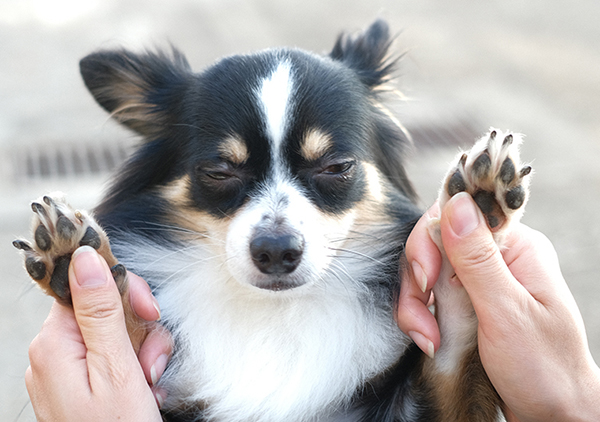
xmin=441 ymin=129 xmax=531 ymax=232
xmin=13 ymin=193 xmax=123 ymax=303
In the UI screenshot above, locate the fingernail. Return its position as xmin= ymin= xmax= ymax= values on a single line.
xmin=150 ymin=354 xmax=169 ymax=386
xmin=411 ymin=261 xmax=428 ymax=293
xmin=409 ymin=331 xmax=435 ymax=359
xmin=155 ymin=391 xmax=164 ymax=409
xmin=151 ymin=294 xmax=161 ymax=322
xmin=72 ymin=246 xmax=107 ymax=287
xmin=448 ymin=192 xmax=482 ymax=237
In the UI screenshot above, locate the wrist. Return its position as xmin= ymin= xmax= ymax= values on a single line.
xmin=569 ymin=361 xmax=600 ymax=422
xmin=509 ymin=359 xmax=600 ymax=422
xmin=547 ymin=359 xmax=600 ymax=422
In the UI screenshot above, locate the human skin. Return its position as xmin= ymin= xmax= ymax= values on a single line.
xmin=25 ymin=246 xmax=172 ymax=422
xmin=397 ymin=193 xmax=600 ymax=422
xmin=27 ymin=194 xmax=600 ymax=421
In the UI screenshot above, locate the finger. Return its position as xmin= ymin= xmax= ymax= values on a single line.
xmin=397 ymin=203 xmax=442 ymax=357
xmin=24 ymin=366 xmax=34 ymax=403
xmin=500 ymin=224 xmax=569 ymax=302
xmin=405 ymin=202 xmax=442 ymax=294
xmin=152 ymin=385 xmax=167 ymax=410
xmin=28 ymin=301 xmax=88 ymax=383
xmin=397 ymin=266 xmax=439 ymax=358
xmin=503 ymin=405 xmax=521 ymax=422
xmin=68 ymin=246 xmax=141 ymax=384
xmin=26 ymin=301 xmax=92 ymax=418
xmin=128 ymin=272 xmax=161 ymax=322
xmin=439 ymin=193 xmax=529 ymax=316
xmin=138 ymin=325 xmax=173 ymax=386
xmin=69 ymin=246 xmax=130 ymax=352
xmin=25 ymin=365 xmax=48 ymax=421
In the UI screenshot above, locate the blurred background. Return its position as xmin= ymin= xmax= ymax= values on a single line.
xmin=1 ymin=0 xmax=599 ymax=419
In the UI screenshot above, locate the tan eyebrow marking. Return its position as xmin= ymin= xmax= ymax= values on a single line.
xmin=218 ymin=135 xmax=249 ymax=164
xmin=301 ymin=129 xmax=333 ymax=161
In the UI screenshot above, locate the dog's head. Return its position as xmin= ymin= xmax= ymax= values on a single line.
xmin=83 ymin=20 xmax=418 ymax=292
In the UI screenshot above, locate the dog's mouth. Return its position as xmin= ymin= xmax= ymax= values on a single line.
xmin=253 ymin=278 xmax=305 ymax=292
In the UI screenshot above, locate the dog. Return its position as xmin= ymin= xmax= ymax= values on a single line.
xmin=15 ymin=20 xmax=531 ymax=421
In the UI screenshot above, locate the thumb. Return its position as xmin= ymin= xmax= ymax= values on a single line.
xmin=68 ymin=246 xmax=134 ymax=362
xmin=439 ymin=193 xmax=527 ymax=316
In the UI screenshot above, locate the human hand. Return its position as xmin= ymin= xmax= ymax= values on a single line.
xmin=397 ymin=193 xmax=600 ymax=422
xmin=26 ymin=246 xmax=173 ymax=421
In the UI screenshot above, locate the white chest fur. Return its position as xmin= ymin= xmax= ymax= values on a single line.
xmin=151 ymin=256 xmax=407 ymax=422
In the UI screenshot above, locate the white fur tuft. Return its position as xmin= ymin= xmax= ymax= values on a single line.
xmin=112 ymin=232 xmax=408 ymax=421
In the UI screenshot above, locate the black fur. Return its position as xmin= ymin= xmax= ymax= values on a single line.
xmin=80 ymin=20 xmax=442 ymax=421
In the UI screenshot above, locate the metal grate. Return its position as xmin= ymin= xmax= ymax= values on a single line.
xmin=10 ymin=142 xmax=131 ymax=179
xmin=6 ymin=119 xmax=481 ymax=180
xmin=406 ymin=119 xmax=482 ymax=150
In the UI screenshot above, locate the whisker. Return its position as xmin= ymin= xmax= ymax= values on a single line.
xmin=326 ymin=261 xmax=355 ymax=284
xmin=328 ymin=247 xmax=386 ymax=266
xmin=323 ymin=261 xmax=370 ymax=297
xmin=126 ymin=220 xmax=226 ymax=244
xmin=152 ymin=259 xmax=203 ymax=289
xmin=150 ymin=250 xmax=230 ymax=290
xmin=139 ymin=244 xmax=206 ymax=270
xmin=132 ymin=221 xmax=197 ymax=233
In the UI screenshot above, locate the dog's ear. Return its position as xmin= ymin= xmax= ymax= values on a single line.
xmin=329 ymin=19 xmax=397 ymax=89
xmin=80 ymin=48 xmax=191 ymax=138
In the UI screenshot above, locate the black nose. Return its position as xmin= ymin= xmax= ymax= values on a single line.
xmin=250 ymin=233 xmax=305 ymax=274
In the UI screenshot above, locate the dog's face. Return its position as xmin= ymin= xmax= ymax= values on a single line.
xmin=83 ymin=21 xmax=417 ymax=293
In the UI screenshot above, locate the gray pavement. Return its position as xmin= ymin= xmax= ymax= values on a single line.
xmin=1 ymin=1 xmax=599 ymax=420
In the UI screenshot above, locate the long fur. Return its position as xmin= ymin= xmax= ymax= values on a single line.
xmin=74 ymin=20 xmax=504 ymax=422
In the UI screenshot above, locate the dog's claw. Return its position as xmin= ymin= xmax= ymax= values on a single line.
xmin=520 ymin=166 xmax=532 ymax=178
xmin=31 ymin=202 xmax=48 ymax=219
xmin=13 ymin=239 xmax=32 ymax=251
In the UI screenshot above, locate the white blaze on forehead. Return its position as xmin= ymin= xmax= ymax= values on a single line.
xmin=257 ymin=61 xmax=294 ymax=152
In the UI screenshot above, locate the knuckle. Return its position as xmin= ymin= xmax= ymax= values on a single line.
xmin=77 ymin=296 xmax=123 ymax=322
xmin=529 ymin=229 xmax=554 ymax=252
xmin=28 ymin=329 xmax=57 ymax=367
xmin=106 ymin=358 xmax=134 ymax=390
xmin=25 ymin=366 xmax=33 ymax=388
xmin=28 ymin=335 xmax=43 ymax=364
xmin=457 ymin=238 xmax=498 ymax=269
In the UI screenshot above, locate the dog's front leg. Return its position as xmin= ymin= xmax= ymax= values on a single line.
xmin=13 ymin=193 xmax=149 ymax=353
xmin=423 ymin=129 xmax=532 ymax=421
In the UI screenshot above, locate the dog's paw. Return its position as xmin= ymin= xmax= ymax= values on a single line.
xmin=13 ymin=193 xmax=125 ymax=303
xmin=440 ymin=128 xmax=532 ymax=236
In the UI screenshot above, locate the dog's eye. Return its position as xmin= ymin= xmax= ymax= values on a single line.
xmin=196 ymin=162 xmax=239 ymax=181
xmin=190 ymin=161 xmax=251 ymax=215
xmin=206 ymin=170 xmax=234 ymax=180
xmin=321 ymin=161 xmax=354 ymax=175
